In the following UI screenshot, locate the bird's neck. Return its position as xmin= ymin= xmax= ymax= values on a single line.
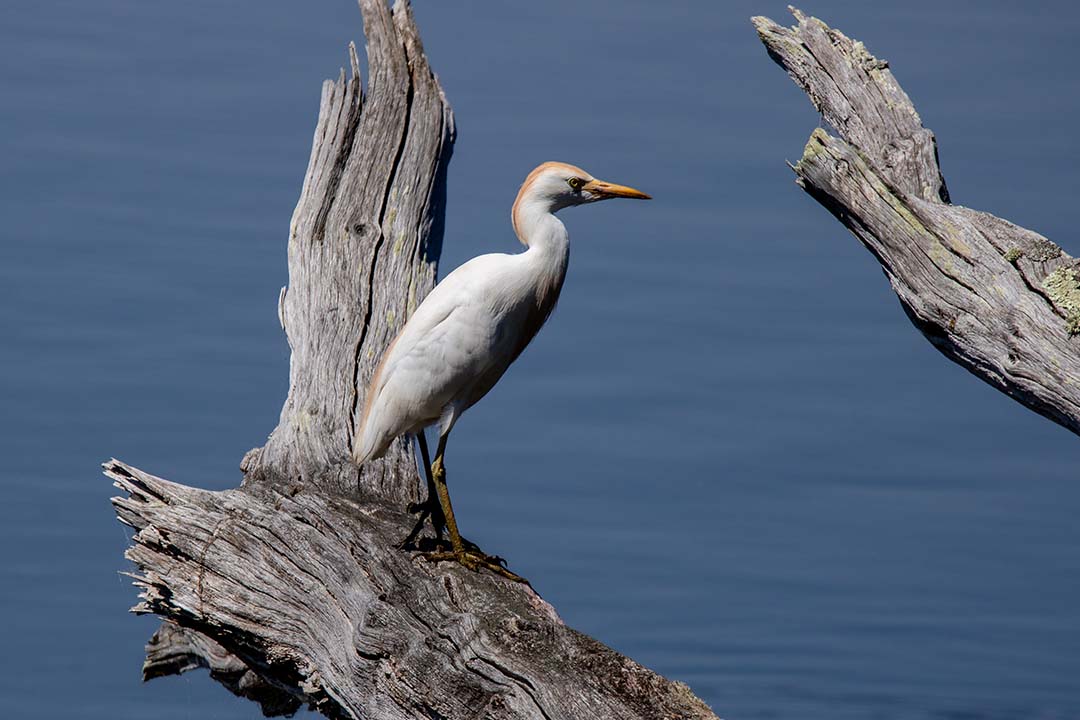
xmin=514 ymin=196 xmax=569 ymax=253
xmin=515 ymin=205 xmax=569 ymax=278
xmin=512 ymin=205 xmax=570 ymax=344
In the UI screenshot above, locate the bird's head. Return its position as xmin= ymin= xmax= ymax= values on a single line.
xmin=517 ymin=161 xmax=651 ymax=211
xmin=512 ymin=161 xmax=650 ymax=243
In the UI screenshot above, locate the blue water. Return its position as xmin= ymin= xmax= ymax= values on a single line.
xmin=3 ymin=1 xmax=1079 ymax=718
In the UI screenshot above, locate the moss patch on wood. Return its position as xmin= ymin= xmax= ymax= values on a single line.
xmin=1042 ymin=266 xmax=1080 ymax=335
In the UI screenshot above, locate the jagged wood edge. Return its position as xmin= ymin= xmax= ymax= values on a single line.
xmin=107 ymin=1 xmax=720 ymax=718
xmin=752 ymin=7 xmax=1080 ymax=435
xmin=246 ymin=0 xmax=452 ymax=499
xmin=108 ymin=460 xmax=717 ymax=720
xmin=143 ymin=621 xmax=305 ymax=717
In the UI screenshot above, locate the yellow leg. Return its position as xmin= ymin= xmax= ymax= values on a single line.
xmin=420 ymin=436 xmax=528 ymax=584
xmin=431 ymin=455 xmax=465 ymax=554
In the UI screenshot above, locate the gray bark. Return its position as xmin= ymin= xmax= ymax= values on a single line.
xmin=106 ymin=2 xmax=718 ymax=718
xmin=753 ymin=7 xmax=1080 ymax=434
xmin=108 ymin=460 xmax=714 ymax=719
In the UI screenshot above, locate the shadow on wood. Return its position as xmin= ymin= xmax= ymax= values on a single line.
xmin=106 ymin=1 xmax=717 ymax=718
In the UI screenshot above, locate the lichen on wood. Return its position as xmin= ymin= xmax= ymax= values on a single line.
xmin=754 ymin=7 xmax=1080 ymax=434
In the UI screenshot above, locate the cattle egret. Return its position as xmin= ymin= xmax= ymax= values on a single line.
xmin=353 ymin=161 xmax=650 ymax=581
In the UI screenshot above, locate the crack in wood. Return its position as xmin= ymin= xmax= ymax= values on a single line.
xmin=758 ymin=6 xmax=1080 ymax=435
xmin=103 ymin=3 xmax=721 ymax=719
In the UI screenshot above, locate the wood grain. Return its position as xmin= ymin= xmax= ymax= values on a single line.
xmin=108 ymin=459 xmax=715 ymax=719
xmin=753 ymin=7 xmax=1080 ymax=435
xmin=107 ymin=2 xmax=718 ymax=718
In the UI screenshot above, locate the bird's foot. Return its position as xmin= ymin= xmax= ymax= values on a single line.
xmin=421 ymin=549 xmax=529 ymax=584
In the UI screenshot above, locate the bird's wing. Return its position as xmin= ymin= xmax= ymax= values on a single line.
xmin=357 ymin=253 xmax=526 ymax=454
xmin=371 ymin=253 xmax=516 ymax=393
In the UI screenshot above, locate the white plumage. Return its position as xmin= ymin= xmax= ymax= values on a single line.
xmin=353 ymin=250 xmax=559 ymax=462
xmin=352 ymin=161 xmax=649 ymax=580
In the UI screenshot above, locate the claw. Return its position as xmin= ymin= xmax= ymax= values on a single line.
xmin=421 ymin=549 xmax=529 ymax=584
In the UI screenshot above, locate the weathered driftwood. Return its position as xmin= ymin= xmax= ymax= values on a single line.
xmin=108 ymin=460 xmax=713 ymax=719
xmin=753 ymin=7 xmax=1080 ymax=434
xmin=107 ymin=2 xmax=717 ymax=718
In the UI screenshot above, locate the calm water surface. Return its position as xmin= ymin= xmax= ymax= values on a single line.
xmin=2 ymin=1 xmax=1079 ymax=718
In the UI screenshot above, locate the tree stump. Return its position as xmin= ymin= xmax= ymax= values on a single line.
xmin=107 ymin=2 xmax=718 ymax=718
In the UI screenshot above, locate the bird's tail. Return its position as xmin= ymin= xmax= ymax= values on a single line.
xmin=351 ymin=422 xmax=389 ymax=467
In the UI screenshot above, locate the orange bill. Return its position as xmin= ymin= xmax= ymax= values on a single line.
xmin=582 ymin=179 xmax=652 ymax=200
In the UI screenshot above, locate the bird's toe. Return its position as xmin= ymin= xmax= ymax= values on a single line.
xmin=418 ymin=549 xmax=528 ymax=584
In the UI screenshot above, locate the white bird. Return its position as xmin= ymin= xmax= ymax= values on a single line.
xmin=353 ymin=161 xmax=649 ymax=580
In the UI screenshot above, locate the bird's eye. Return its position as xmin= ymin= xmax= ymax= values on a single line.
xmin=567 ymin=177 xmax=583 ymax=190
